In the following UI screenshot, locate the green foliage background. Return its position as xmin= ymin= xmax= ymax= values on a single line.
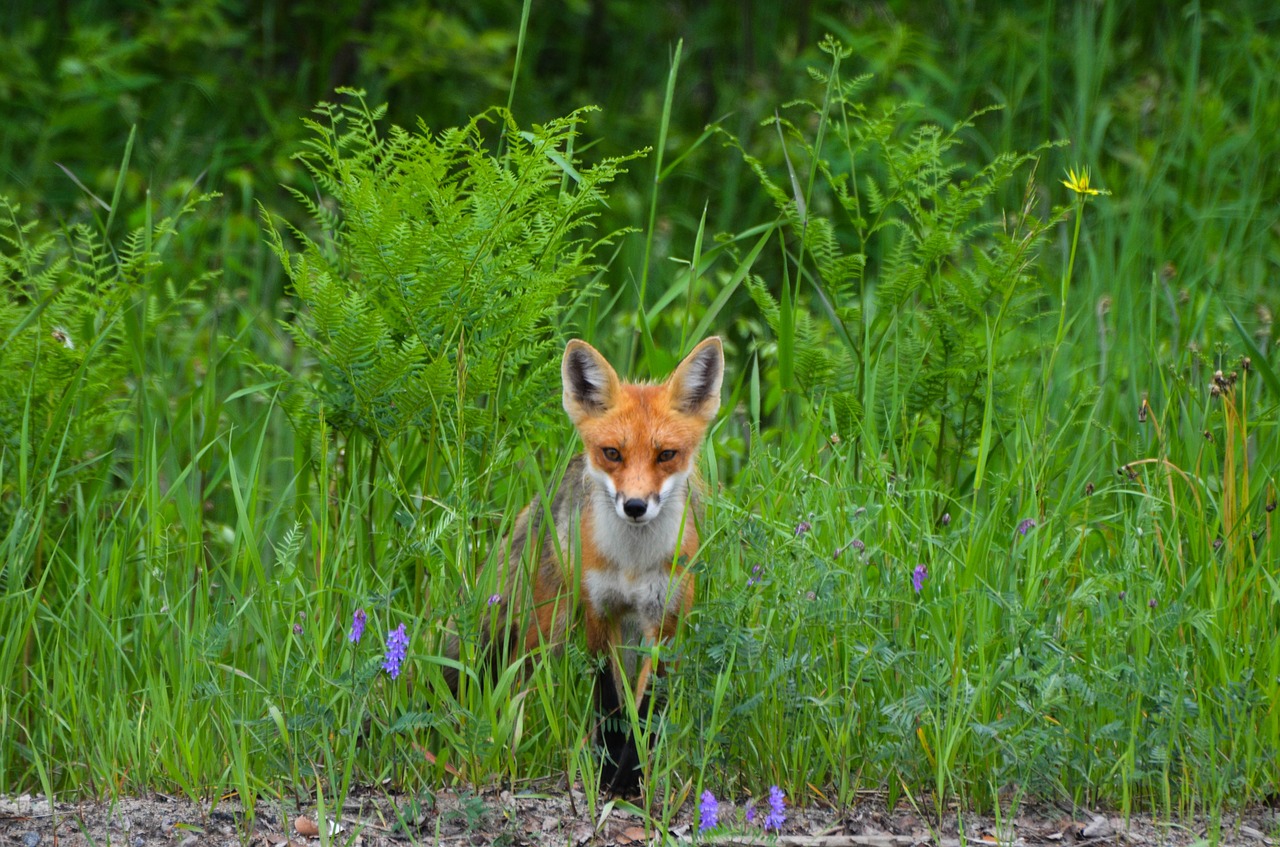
xmin=1 ymin=0 xmax=1278 ymax=834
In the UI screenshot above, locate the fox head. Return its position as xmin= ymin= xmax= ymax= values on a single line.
xmin=562 ymin=337 xmax=724 ymax=525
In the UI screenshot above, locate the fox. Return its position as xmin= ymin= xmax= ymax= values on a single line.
xmin=454 ymin=336 xmax=723 ymax=793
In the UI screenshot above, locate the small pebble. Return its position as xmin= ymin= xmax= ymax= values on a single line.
xmin=23 ymin=833 xmax=41 ymax=847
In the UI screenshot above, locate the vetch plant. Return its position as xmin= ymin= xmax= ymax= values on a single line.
xmin=348 ymin=609 xmax=367 ymax=644
xmin=698 ymin=790 xmax=718 ymax=832
xmin=763 ymin=785 xmax=786 ymax=831
xmin=912 ymin=564 xmax=928 ymax=594
xmin=382 ymin=624 xmax=409 ymax=680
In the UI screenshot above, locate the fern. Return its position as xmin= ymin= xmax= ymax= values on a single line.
xmin=730 ymin=39 xmax=1069 ymax=487
xmin=265 ymin=92 xmax=644 ymax=533
xmin=0 ymin=193 xmax=213 ymax=510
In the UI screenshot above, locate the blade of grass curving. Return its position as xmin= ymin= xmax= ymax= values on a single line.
xmin=679 ymin=203 xmax=707 ymax=352
xmin=505 ymin=0 xmax=533 ymax=115
xmin=687 ymin=222 xmax=773 ymax=346
xmin=104 ymin=125 xmax=136 ymax=237
xmin=54 ymin=163 xmax=110 ymax=212
xmin=973 ymin=314 xmax=996 ymax=493
xmin=658 ymin=116 xmax=727 ymax=181
xmin=631 ymin=38 xmax=682 ymax=369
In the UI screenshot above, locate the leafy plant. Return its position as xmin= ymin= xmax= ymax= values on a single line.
xmin=728 ymin=39 xmax=1069 ymax=489
xmin=264 ymin=93 xmax=643 ymax=492
xmin=0 ymin=190 xmax=212 ymax=512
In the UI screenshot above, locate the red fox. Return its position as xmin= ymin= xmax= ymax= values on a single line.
xmin=461 ymin=337 xmax=723 ymax=792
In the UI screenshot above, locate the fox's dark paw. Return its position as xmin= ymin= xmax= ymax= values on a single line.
xmin=595 ymin=666 xmax=646 ymax=795
xmin=598 ymin=712 xmax=643 ymax=795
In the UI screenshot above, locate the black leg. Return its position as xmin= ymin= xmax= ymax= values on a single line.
xmin=595 ymin=663 xmax=645 ymax=795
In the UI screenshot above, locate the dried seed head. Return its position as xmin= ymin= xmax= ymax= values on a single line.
xmin=1203 ymin=430 xmax=1213 ymax=442
xmin=1242 ymin=357 xmax=1252 ymax=372
xmin=1138 ymin=396 xmax=1148 ymax=424
xmin=1210 ymin=384 xmax=1221 ymax=398
xmin=1085 ymin=482 xmax=1095 ymax=496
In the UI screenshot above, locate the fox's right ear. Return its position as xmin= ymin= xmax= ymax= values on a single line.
xmin=562 ymin=340 xmax=621 ymax=421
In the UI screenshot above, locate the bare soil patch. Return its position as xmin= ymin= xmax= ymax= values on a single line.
xmin=2 ymin=785 xmax=1276 ymax=846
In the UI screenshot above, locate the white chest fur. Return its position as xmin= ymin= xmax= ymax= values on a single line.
xmin=583 ymin=488 xmax=689 ymax=627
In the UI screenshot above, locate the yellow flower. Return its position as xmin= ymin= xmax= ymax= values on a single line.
xmin=1062 ymin=166 xmax=1103 ymax=196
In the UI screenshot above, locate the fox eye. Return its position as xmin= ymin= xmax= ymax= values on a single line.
xmin=602 ymin=447 xmax=622 ymax=463
xmin=656 ymin=449 xmax=677 ymax=463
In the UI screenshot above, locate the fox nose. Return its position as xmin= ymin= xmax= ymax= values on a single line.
xmin=622 ymin=498 xmax=648 ymax=519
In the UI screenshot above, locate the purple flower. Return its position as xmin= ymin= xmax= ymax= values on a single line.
xmin=1148 ymin=597 xmax=1158 ymax=609
xmin=1017 ymin=518 xmax=1037 ymax=537
xmin=382 ymin=623 xmax=410 ymax=679
xmin=941 ymin=512 xmax=951 ymax=526
xmin=795 ymin=520 xmax=812 ymax=537
xmin=745 ymin=805 xmax=756 ymax=824
xmin=912 ymin=563 xmax=928 ymax=594
xmin=487 ymin=593 xmax=502 ymax=606
xmin=698 ymin=790 xmax=718 ymax=832
xmin=348 ymin=609 xmax=367 ymax=644
xmin=293 ymin=622 xmax=304 ymax=636
xmin=764 ymin=785 xmax=786 ymax=830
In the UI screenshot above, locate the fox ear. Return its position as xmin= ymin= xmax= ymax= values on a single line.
xmin=668 ymin=337 xmax=724 ymax=420
xmin=562 ymin=340 xmax=621 ymax=421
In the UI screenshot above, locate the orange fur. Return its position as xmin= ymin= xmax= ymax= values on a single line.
xmin=477 ymin=337 xmax=722 ymax=705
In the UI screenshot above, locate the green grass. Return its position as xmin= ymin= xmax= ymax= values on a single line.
xmin=2 ymin=1 xmax=1278 ymax=840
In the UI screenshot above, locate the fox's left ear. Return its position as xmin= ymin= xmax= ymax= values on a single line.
xmin=668 ymin=337 xmax=724 ymax=421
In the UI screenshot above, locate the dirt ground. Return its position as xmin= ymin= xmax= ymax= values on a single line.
xmin=2 ymin=783 xmax=1277 ymax=847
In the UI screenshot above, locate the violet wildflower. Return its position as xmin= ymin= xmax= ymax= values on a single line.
xmin=698 ymin=790 xmax=718 ymax=832
xmin=348 ymin=608 xmax=367 ymax=644
xmin=763 ymin=785 xmax=786 ymax=831
xmin=487 ymin=593 xmax=502 ymax=606
xmin=941 ymin=512 xmax=951 ymax=526
xmin=795 ymin=520 xmax=812 ymax=537
xmin=1148 ymin=597 xmax=1158 ymax=609
xmin=293 ymin=622 xmax=304 ymax=636
xmin=382 ymin=623 xmax=410 ymax=679
xmin=912 ymin=563 xmax=928 ymax=594
xmin=745 ymin=805 xmax=756 ymax=824
xmin=1017 ymin=518 xmax=1037 ymax=537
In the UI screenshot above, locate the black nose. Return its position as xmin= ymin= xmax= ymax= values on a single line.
xmin=623 ymin=498 xmax=648 ymax=518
